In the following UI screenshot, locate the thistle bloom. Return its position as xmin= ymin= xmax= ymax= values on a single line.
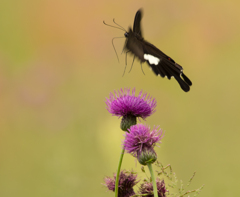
xmin=104 ymin=170 xmax=139 ymax=197
xmin=106 ymin=88 xmax=156 ymax=131
xmin=139 ymin=178 xmax=167 ymax=197
xmin=123 ymin=124 xmax=163 ymax=165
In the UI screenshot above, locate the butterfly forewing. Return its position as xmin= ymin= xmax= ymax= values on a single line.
xmin=133 ymin=9 xmax=143 ymax=37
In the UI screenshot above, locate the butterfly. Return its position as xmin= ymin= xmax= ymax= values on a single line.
xmin=105 ymin=9 xmax=192 ymax=92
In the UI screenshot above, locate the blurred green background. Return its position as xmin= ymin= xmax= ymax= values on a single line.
xmin=0 ymin=0 xmax=240 ymax=196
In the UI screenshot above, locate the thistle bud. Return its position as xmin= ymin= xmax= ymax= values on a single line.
xmin=137 ymin=147 xmax=157 ymax=165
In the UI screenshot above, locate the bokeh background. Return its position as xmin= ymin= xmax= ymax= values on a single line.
xmin=0 ymin=0 xmax=240 ymax=196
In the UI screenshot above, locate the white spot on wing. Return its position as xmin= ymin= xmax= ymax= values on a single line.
xmin=144 ymin=54 xmax=160 ymax=65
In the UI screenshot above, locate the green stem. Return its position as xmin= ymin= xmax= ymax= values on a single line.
xmin=147 ymin=163 xmax=158 ymax=197
xmin=115 ymin=148 xmax=125 ymax=197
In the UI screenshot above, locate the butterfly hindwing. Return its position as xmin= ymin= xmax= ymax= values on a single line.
xmin=181 ymin=73 xmax=192 ymax=86
xmin=142 ymin=42 xmax=191 ymax=92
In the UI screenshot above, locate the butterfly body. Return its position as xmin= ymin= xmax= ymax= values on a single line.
xmin=124 ymin=9 xmax=192 ymax=92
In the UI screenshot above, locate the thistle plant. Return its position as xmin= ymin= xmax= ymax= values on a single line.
xmin=104 ymin=87 xmax=203 ymax=197
xmin=124 ymin=124 xmax=163 ymax=165
xmin=106 ymin=88 xmax=157 ymax=197
xmin=123 ymin=124 xmax=164 ymax=197
xmin=138 ymin=178 xmax=167 ymax=197
xmin=106 ymin=88 xmax=156 ymax=131
xmin=104 ymin=170 xmax=139 ymax=197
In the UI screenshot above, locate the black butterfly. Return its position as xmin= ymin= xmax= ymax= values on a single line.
xmin=106 ymin=9 xmax=192 ymax=92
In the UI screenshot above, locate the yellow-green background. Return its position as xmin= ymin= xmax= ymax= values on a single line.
xmin=0 ymin=0 xmax=239 ymax=196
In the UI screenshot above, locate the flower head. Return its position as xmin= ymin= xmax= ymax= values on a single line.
xmin=106 ymin=88 xmax=156 ymax=118
xmin=123 ymin=124 xmax=163 ymax=164
xmin=106 ymin=88 xmax=156 ymax=131
xmin=104 ymin=170 xmax=139 ymax=197
xmin=139 ymin=178 xmax=167 ymax=197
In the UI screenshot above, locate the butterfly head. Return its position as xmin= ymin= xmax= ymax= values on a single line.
xmin=124 ymin=32 xmax=129 ymax=38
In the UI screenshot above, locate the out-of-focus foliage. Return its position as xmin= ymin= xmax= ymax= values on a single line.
xmin=0 ymin=1 xmax=239 ymax=197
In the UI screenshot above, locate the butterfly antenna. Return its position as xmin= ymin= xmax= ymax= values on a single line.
xmin=141 ymin=62 xmax=145 ymax=75
xmin=128 ymin=56 xmax=135 ymax=73
xmin=103 ymin=20 xmax=125 ymax=32
xmin=112 ymin=36 xmax=124 ymax=62
xmin=113 ymin=19 xmax=127 ymax=32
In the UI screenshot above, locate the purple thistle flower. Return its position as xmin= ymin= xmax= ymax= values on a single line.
xmin=104 ymin=170 xmax=139 ymax=197
xmin=106 ymin=88 xmax=156 ymax=119
xmin=106 ymin=88 xmax=156 ymax=131
xmin=139 ymin=178 xmax=167 ymax=197
xmin=124 ymin=124 xmax=163 ymax=156
xmin=123 ymin=124 xmax=163 ymax=164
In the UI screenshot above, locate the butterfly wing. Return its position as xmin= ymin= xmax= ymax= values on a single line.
xmin=142 ymin=41 xmax=192 ymax=92
xmin=133 ymin=9 xmax=143 ymax=37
